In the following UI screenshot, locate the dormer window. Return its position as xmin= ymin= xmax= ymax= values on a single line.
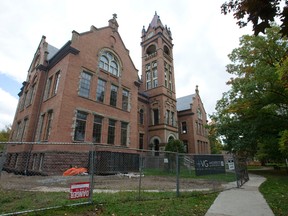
xmin=99 ymin=50 xmax=119 ymax=76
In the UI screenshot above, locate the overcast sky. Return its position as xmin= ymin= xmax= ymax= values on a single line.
xmin=0 ymin=0 xmax=252 ymax=130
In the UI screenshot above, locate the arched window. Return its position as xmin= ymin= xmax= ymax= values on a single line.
xmin=164 ymin=45 xmax=170 ymax=56
xmin=146 ymin=44 xmax=156 ymax=55
xmin=99 ymin=51 xmax=120 ymax=76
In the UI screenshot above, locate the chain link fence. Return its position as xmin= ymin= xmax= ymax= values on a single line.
xmin=0 ymin=142 xmax=242 ymax=215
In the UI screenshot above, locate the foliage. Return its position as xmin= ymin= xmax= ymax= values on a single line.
xmin=211 ymin=26 xmax=288 ymax=160
xmin=221 ymin=0 xmax=288 ymax=37
xmin=250 ymin=169 xmax=288 ymax=215
xmin=165 ymin=139 xmax=185 ymax=153
xmin=279 ymin=130 xmax=288 ymax=157
xmin=207 ymin=122 xmax=223 ymax=154
xmin=0 ymin=125 xmax=11 ymax=142
xmin=0 ymin=125 xmax=11 ymax=152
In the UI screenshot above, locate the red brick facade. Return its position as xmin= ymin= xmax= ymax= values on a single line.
xmin=9 ymin=13 xmax=210 ymax=155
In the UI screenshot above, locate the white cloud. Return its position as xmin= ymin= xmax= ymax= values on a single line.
xmin=0 ymin=88 xmax=18 ymax=130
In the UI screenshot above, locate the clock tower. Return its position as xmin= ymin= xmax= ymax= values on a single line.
xmin=141 ymin=12 xmax=178 ymax=153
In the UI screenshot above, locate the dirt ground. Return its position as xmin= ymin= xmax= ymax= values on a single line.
xmin=0 ymin=171 xmax=224 ymax=192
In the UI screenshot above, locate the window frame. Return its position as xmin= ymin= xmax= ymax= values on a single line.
xmin=110 ymin=84 xmax=118 ymax=107
xmin=121 ymin=122 xmax=128 ymax=146
xmin=93 ymin=115 xmax=103 ymax=143
xmin=96 ymin=78 xmax=106 ymax=102
xmin=74 ymin=111 xmax=88 ymax=141
xmin=107 ymin=119 xmax=116 ymax=144
xmin=122 ymin=89 xmax=129 ymax=111
xmin=78 ymin=71 xmax=92 ymax=98
xmin=99 ymin=51 xmax=120 ymax=77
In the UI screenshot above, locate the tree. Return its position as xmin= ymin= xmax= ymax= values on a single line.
xmin=207 ymin=122 xmax=223 ymax=154
xmin=211 ymin=26 xmax=288 ymax=160
xmin=164 ymin=139 xmax=185 ymax=172
xmin=221 ymin=0 xmax=288 ymax=37
xmin=0 ymin=125 xmax=11 ymax=152
xmin=165 ymin=139 xmax=185 ymax=153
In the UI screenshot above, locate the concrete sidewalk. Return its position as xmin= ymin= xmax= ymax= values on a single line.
xmin=205 ymin=174 xmax=274 ymax=216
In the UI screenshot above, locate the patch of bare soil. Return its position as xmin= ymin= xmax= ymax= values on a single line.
xmin=0 ymin=171 xmax=223 ymax=192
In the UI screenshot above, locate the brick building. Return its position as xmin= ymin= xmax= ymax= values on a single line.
xmin=7 ymin=13 xmax=210 ymax=174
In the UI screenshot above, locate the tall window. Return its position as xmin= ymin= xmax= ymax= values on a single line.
xmin=38 ymin=114 xmax=45 ymax=141
xmin=153 ymin=109 xmax=159 ymax=125
xmin=43 ymin=111 xmax=53 ymax=140
xmin=110 ymin=85 xmax=118 ymax=107
xmin=171 ymin=112 xmax=175 ymax=126
xmin=96 ymin=79 xmax=106 ymax=102
xmin=93 ymin=115 xmax=103 ymax=143
xmin=181 ymin=121 xmax=187 ymax=133
xmin=79 ymin=71 xmax=92 ymax=98
xmin=146 ymin=61 xmax=157 ymax=90
xmin=74 ymin=111 xmax=88 ymax=141
xmin=20 ymin=91 xmax=27 ymax=110
xmin=139 ymin=109 xmax=144 ymax=125
xmin=165 ymin=110 xmax=170 ymax=124
xmin=53 ymin=71 xmax=60 ymax=95
xmin=122 ymin=89 xmax=129 ymax=111
xmin=164 ymin=61 xmax=173 ymax=90
xmin=139 ymin=133 xmax=144 ymax=149
xmin=20 ymin=118 xmax=28 ymax=141
xmin=107 ymin=119 xmax=116 ymax=144
xmin=44 ymin=76 xmax=52 ymax=100
xmin=99 ymin=51 xmax=120 ymax=76
xmin=197 ymin=108 xmax=203 ymax=119
xmin=146 ymin=71 xmax=151 ymax=89
xmin=27 ymin=84 xmax=35 ymax=106
xmin=121 ymin=122 xmax=128 ymax=146
xmin=183 ymin=140 xmax=188 ymax=153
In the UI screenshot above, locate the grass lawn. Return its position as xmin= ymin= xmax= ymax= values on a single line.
xmin=250 ymin=169 xmax=288 ymax=216
xmin=0 ymin=190 xmax=218 ymax=216
xmin=0 ymin=170 xmax=235 ymax=215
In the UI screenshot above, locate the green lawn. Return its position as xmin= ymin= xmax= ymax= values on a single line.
xmin=250 ymin=169 xmax=288 ymax=216
xmin=0 ymin=169 xmax=236 ymax=215
xmin=0 ymin=190 xmax=218 ymax=216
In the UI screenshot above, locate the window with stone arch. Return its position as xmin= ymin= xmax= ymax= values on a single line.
xmin=99 ymin=50 xmax=120 ymax=76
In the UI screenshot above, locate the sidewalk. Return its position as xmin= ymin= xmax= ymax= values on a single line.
xmin=205 ymin=174 xmax=274 ymax=216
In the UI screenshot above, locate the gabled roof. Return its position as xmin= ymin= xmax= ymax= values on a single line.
xmin=176 ymin=94 xmax=195 ymax=111
xmin=47 ymin=44 xmax=59 ymax=60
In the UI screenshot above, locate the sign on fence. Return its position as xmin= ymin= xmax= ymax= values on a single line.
xmin=70 ymin=182 xmax=90 ymax=199
xmin=194 ymin=155 xmax=226 ymax=176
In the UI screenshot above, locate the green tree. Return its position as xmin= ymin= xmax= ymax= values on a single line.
xmin=165 ymin=139 xmax=185 ymax=153
xmin=221 ymin=0 xmax=288 ymax=36
xmin=211 ymin=26 xmax=288 ymax=161
xmin=164 ymin=139 xmax=185 ymax=172
xmin=0 ymin=125 xmax=11 ymax=152
xmin=207 ymin=122 xmax=223 ymax=154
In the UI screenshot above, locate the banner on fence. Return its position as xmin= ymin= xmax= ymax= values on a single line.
xmin=70 ymin=182 xmax=90 ymax=199
xmin=194 ymin=155 xmax=226 ymax=176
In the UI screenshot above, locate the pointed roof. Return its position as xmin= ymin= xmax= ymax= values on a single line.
xmin=150 ymin=12 xmax=164 ymax=28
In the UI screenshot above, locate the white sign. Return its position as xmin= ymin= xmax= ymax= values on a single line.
xmin=70 ymin=182 xmax=90 ymax=199
xmin=227 ymin=159 xmax=235 ymax=170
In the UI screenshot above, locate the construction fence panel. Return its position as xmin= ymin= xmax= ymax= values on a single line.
xmin=0 ymin=142 xmax=93 ymax=216
xmin=0 ymin=142 xmax=242 ymax=215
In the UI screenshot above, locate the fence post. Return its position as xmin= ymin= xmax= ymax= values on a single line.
xmin=176 ymin=153 xmax=180 ymax=197
xmin=138 ymin=151 xmax=143 ymax=200
xmin=89 ymin=146 xmax=95 ymax=204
